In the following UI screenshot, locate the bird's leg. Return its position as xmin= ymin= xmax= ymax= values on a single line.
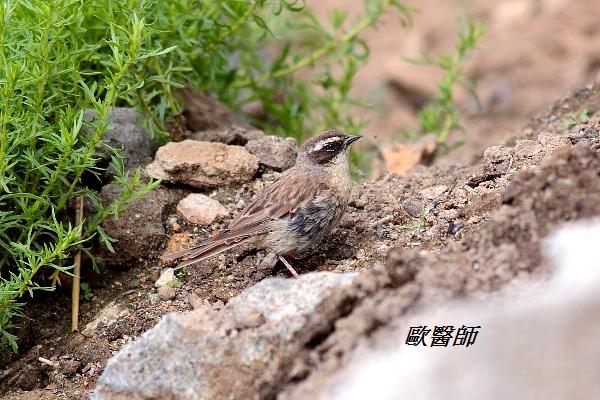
xmin=278 ymin=255 xmax=299 ymax=278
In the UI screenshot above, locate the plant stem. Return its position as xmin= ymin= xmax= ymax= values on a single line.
xmin=204 ymin=1 xmax=258 ymax=53
xmin=71 ymin=196 xmax=83 ymax=332
xmin=232 ymin=1 xmax=388 ymax=88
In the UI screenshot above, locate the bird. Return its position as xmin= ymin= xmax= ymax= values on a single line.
xmin=160 ymin=130 xmax=362 ymax=277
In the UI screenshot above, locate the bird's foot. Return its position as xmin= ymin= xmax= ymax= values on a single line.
xmin=278 ymin=255 xmax=299 ymax=278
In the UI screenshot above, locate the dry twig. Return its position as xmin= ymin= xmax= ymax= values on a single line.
xmin=71 ymin=196 xmax=84 ymax=332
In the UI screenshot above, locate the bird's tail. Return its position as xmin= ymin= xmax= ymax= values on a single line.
xmin=160 ymin=228 xmax=264 ymax=269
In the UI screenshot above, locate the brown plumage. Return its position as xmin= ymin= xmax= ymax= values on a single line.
xmin=160 ymin=130 xmax=361 ymax=276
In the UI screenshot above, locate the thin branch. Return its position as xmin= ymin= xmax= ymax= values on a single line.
xmin=232 ymin=1 xmax=390 ymax=88
xmin=71 ymin=196 xmax=84 ymax=332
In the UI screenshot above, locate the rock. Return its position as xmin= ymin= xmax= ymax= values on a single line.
xmin=104 ymin=108 xmax=156 ymax=171
xmin=85 ymin=107 xmax=156 ymax=174
xmin=145 ymin=140 xmax=259 ymax=188
xmin=190 ymin=125 xmax=265 ymax=145
xmin=94 ymin=272 xmax=356 ymax=400
xmin=403 ymin=198 xmax=424 ymax=218
xmin=468 ymin=145 xmax=514 ymax=186
xmin=148 ymin=293 xmax=160 ymax=304
xmin=97 ymin=185 xmax=184 ymax=266
xmin=245 ymin=135 xmax=298 ymax=171
xmin=176 ymin=88 xmax=246 ymax=132
xmin=59 ymin=360 xmax=81 ymax=376
xmin=187 ymin=292 xmax=207 ymax=310
xmin=176 ymin=194 xmax=229 ymax=225
xmin=82 ymin=301 xmax=129 ymax=337
xmin=154 ymin=268 xmax=176 ymax=288
xmin=157 ymin=285 xmax=177 ymax=301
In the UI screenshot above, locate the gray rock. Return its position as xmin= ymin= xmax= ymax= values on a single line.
xmin=145 ymin=140 xmax=259 ymax=188
xmin=86 ymin=107 xmax=156 ymax=174
xmin=98 ymin=184 xmax=184 ymax=266
xmin=94 ymin=272 xmax=356 ymax=400
xmin=176 ymin=194 xmax=229 ymax=225
xmin=245 ymin=135 xmax=298 ymax=171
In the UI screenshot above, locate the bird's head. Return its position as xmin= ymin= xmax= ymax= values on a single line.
xmin=297 ymin=130 xmax=362 ymax=167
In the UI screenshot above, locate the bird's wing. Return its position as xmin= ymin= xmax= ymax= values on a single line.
xmin=228 ymin=167 xmax=326 ymax=233
xmin=160 ymin=168 xmax=326 ymax=266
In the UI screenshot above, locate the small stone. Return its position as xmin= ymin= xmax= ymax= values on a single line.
xmin=81 ymin=302 xmax=129 ymax=337
xmin=403 ymin=198 xmax=424 ymax=218
xmin=155 ymin=268 xmax=175 ymax=288
xmin=148 ymin=293 xmax=160 ymax=304
xmin=158 ymin=285 xmax=177 ymax=300
xmin=380 ymin=134 xmax=437 ymax=175
xmin=419 ymin=185 xmax=448 ymax=199
xmin=60 ymin=360 xmax=81 ymax=376
xmin=188 ymin=292 xmax=207 ymax=310
xmin=162 ymin=233 xmax=196 ymax=263
xmin=167 ymin=215 xmax=182 ymax=232
xmin=145 ymin=140 xmax=259 ymax=188
xmin=211 ymin=300 xmax=225 ymax=310
xmin=245 ymin=135 xmax=298 ymax=171
xmin=176 ymin=194 xmax=229 ymax=225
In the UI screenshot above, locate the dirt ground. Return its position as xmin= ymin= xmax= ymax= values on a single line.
xmin=2 ymin=1 xmax=600 ymax=399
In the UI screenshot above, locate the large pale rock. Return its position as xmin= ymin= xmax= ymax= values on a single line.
xmin=245 ymin=135 xmax=298 ymax=171
xmin=176 ymin=194 xmax=229 ymax=225
xmin=94 ymin=272 xmax=356 ymax=400
xmin=145 ymin=140 xmax=259 ymax=188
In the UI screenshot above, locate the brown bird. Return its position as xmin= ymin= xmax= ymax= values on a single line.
xmin=160 ymin=130 xmax=361 ymax=276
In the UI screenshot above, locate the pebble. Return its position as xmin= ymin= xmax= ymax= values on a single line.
xmin=155 ymin=268 xmax=175 ymax=288
xmin=158 ymin=285 xmax=177 ymax=300
xmin=176 ymin=193 xmax=229 ymax=225
xmin=148 ymin=293 xmax=160 ymax=304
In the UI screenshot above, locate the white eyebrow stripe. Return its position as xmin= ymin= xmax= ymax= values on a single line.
xmin=310 ymin=136 xmax=342 ymax=152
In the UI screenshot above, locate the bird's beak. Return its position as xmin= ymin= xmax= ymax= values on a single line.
xmin=344 ymin=135 xmax=362 ymax=147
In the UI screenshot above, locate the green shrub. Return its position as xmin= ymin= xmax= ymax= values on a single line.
xmin=403 ymin=18 xmax=486 ymax=151
xmin=0 ymin=0 xmax=408 ymax=353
